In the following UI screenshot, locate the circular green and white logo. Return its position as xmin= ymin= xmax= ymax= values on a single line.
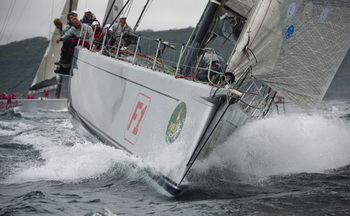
xmin=166 ymin=102 xmax=187 ymax=144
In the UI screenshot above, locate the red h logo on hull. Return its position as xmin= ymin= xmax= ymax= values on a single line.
xmin=124 ymin=93 xmax=151 ymax=145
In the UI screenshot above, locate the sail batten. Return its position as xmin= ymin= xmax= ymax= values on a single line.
xmin=226 ymin=0 xmax=350 ymax=109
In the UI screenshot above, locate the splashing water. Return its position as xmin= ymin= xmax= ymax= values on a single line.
xmin=201 ymin=113 xmax=350 ymax=177
xmin=3 ymin=116 xmax=146 ymax=184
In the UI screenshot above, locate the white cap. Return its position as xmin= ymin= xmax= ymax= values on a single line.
xmin=92 ymin=21 xmax=99 ymax=26
xmin=120 ymin=15 xmax=127 ymax=19
xmin=104 ymin=24 xmax=111 ymax=29
xmin=85 ymin=8 xmax=91 ymax=13
xmin=70 ymin=10 xmax=77 ymax=14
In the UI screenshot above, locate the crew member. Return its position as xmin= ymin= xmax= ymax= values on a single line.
xmin=80 ymin=9 xmax=97 ymax=25
xmin=54 ymin=17 xmax=93 ymax=73
xmin=111 ymin=15 xmax=133 ymax=47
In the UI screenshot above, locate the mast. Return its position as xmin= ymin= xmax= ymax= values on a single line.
xmin=181 ymin=0 xmax=223 ymax=76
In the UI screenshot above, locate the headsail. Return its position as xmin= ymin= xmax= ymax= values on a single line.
xmin=226 ymin=0 xmax=350 ymax=109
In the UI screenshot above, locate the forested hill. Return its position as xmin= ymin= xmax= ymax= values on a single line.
xmin=136 ymin=27 xmax=193 ymax=45
xmin=0 ymin=28 xmax=349 ymax=100
xmin=0 ymin=37 xmax=49 ymax=94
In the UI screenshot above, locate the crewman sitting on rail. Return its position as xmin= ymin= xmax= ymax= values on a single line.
xmin=80 ymin=8 xmax=97 ymax=26
xmin=54 ymin=17 xmax=93 ymax=73
xmin=91 ymin=20 xmax=102 ymax=41
xmin=111 ymin=15 xmax=133 ymax=47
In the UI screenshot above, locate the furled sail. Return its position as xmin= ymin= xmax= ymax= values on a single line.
xmin=226 ymin=0 xmax=350 ymax=109
xmin=29 ymin=0 xmax=76 ymax=92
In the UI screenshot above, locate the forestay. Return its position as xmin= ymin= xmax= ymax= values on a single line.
xmin=226 ymin=0 xmax=350 ymax=109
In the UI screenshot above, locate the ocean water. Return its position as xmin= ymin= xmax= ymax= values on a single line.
xmin=0 ymin=100 xmax=350 ymax=215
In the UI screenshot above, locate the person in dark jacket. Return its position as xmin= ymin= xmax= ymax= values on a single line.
xmin=80 ymin=8 xmax=97 ymax=26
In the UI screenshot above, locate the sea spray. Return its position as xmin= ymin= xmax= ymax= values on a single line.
xmin=194 ymin=113 xmax=350 ymax=178
xmin=4 ymin=119 xmax=146 ymax=184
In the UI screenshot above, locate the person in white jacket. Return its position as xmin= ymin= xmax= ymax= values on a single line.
xmin=111 ymin=15 xmax=133 ymax=47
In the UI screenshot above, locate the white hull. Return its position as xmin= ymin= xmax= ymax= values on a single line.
xmin=1 ymin=98 xmax=67 ymax=114
xmin=68 ymin=48 xmax=250 ymax=195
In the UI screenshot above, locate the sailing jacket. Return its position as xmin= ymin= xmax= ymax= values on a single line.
xmin=80 ymin=14 xmax=97 ymax=26
xmin=61 ymin=23 xmax=93 ymax=42
xmin=111 ymin=22 xmax=133 ymax=38
xmin=59 ymin=24 xmax=72 ymax=37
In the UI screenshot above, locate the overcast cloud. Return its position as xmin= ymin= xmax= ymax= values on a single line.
xmin=0 ymin=0 xmax=207 ymax=45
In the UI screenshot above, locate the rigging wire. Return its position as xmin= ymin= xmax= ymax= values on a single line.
xmin=109 ymin=0 xmax=132 ymax=26
xmin=36 ymin=0 xmax=65 ymax=43
xmin=7 ymin=0 xmax=29 ymax=44
xmin=133 ymin=0 xmax=153 ymax=32
xmin=124 ymin=0 xmax=134 ymax=17
xmin=102 ymin=0 xmax=117 ymax=27
xmin=0 ymin=0 xmax=16 ymax=42
xmin=48 ymin=0 xmax=55 ymax=40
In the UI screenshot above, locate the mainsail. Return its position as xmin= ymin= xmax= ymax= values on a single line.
xmin=226 ymin=0 xmax=350 ymax=109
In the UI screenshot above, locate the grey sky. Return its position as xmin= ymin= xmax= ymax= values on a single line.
xmin=0 ymin=0 xmax=207 ymax=45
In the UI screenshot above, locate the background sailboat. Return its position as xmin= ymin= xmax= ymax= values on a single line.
xmin=17 ymin=0 xmax=123 ymax=112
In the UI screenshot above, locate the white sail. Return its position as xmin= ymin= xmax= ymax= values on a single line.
xmin=29 ymin=0 xmax=73 ymax=92
xmin=105 ymin=0 xmax=124 ymax=25
xmin=225 ymin=0 xmax=257 ymax=18
xmin=226 ymin=0 xmax=350 ymax=109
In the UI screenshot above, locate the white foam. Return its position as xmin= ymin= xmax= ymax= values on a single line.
xmin=0 ymin=122 xmax=34 ymax=136
xmin=6 ymin=130 xmax=144 ymax=183
xmin=201 ymin=113 xmax=350 ymax=177
xmin=7 ymin=142 xmax=132 ymax=183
